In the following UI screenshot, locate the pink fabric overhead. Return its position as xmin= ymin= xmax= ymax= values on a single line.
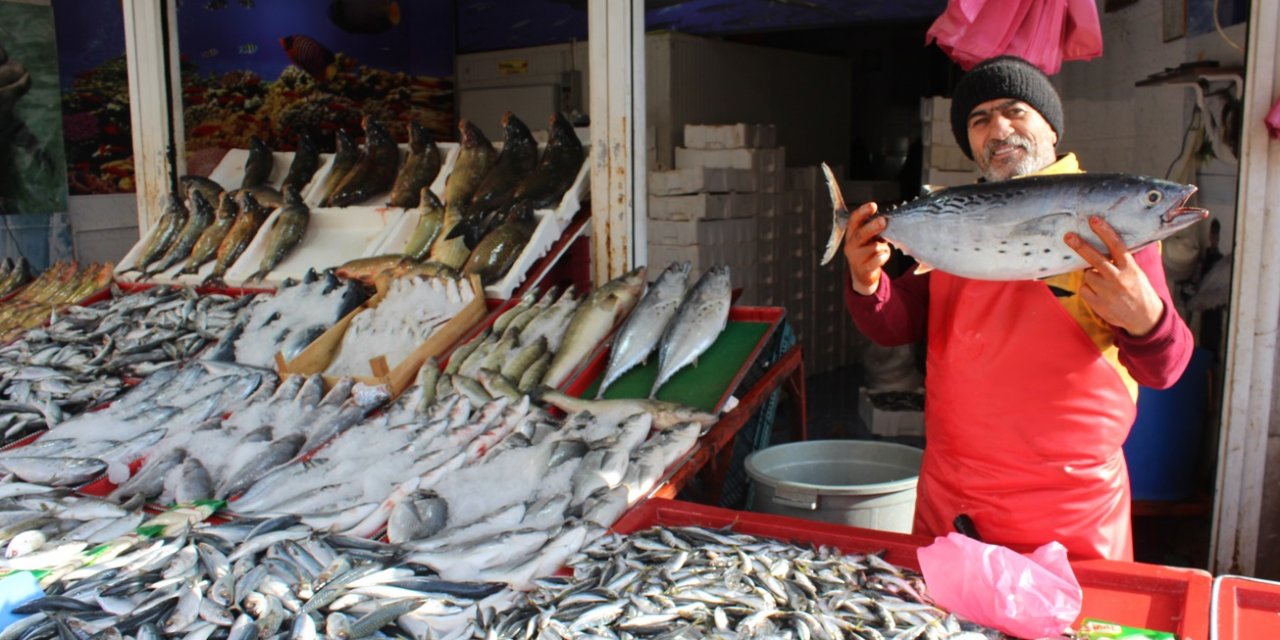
xmin=926 ymin=0 xmax=1103 ymax=75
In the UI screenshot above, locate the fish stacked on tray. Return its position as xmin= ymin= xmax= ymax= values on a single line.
xmin=0 ymin=485 xmax=147 ymax=572
xmin=0 ymin=286 xmax=253 ymax=445
xmin=0 ymin=362 xmax=273 ymax=488
xmin=488 ymin=525 xmax=1005 ymax=639
xmin=201 ymin=268 xmax=371 ymax=368
xmin=0 ymin=262 xmax=113 ymax=342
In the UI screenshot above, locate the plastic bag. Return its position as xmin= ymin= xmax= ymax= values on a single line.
xmin=926 ymin=0 xmax=1102 ymax=74
xmin=1266 ymin=94 xmax=1280 ymax=139
xmin=917 ymin=532 xmax=1082 ymax=639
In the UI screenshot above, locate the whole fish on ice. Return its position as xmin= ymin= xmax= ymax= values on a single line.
xmin=819 ymin=162 xmax=1208 ymax=279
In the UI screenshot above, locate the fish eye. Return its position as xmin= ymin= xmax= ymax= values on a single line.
xmin=1145 ymin=190 xmax=1163 ymax=206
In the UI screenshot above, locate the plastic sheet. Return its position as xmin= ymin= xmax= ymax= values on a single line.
xmin=926 ymin=0 xmax=1102 ymax=74
xmin=918 ymin=532 xmax=1082 ymax=639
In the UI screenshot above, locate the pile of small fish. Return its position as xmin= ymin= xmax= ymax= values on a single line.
xmin=0 ymin=482 xmax=145 ymax=570
xmin=0 ymin=508 xmax=517 ymax=640
xmin=486 ymin=525 xmax=1004 ymax=639
xmin=324 ymin=274 xmax=475 ymax=377
xmin=0 ymin=262 xmax=114 ymax=342
xmin=0 ymin=362 xmax=273 ymax=488
xmin=109 ymin=373 xmax=382 ymax=506
xmin=0 ymin=286 xmax=252 ymax=444
xmin=0 ymin=257 xmax=33 ymax=297
xmin=203 ymin=268 xmax=371 ymax=367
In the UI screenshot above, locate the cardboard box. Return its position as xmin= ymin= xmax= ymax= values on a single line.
xmin=647 ymin=217 xmax=757 ymax=247
xmin=280 ymin=274 xmax=487 ymax=397
xmin=859 ymin=387 xmax=925 ymax=437
xmin=649 ymin=167 xmax=758 ymax=196
xmin=684 ymin=123 xmax=777 ymax=149
xmin=648 ymin=193 xmax=759 ymax=221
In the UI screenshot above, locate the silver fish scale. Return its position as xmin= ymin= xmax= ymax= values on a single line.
xmin=485 ymin=526 xmax=1008 ymax=639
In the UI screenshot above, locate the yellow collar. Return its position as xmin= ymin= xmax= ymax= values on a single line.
xmin=1026 ymin=153 xmax=1082 ymax=176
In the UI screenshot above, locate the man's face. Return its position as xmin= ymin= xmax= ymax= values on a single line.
xmin=966 ymin=98 xmax=1058 ymax=181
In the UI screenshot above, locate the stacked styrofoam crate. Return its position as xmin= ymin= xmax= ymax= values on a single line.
xmin=647 ymin=124 xmax=784 ymax=305
xmin=920 ymin=96 xmax=980 ymax=188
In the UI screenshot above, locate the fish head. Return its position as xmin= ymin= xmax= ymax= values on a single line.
xmin=250 ymin=136 xmax=269 ymax=153
xmin=408 ymin=121 xmax=429 ymax=150
xmin=418 ymin=187 xmax=443 ymax=212
xmin=189 ymin=189 xmax=210 ymax=213
xmin=1104 ymin=177 xmax=1208 ymax=243
xmin=217 ymin=192 xmax=239 ymax=219
xmin=334 ymin=129 xmax=355 ymax=153
xmin=164 ymin=193 xmax=189 ymax=217
xmin=501 ymin=112 xmax=534 ymax=144
xmin=654 ymin=261 xmax=692 ymax=294
xmin=459 ymin=119 xmax=491 ymax=149
xmin=283 ymin=183 xmax=304 ymax=205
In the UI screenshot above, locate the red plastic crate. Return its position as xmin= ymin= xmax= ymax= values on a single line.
xmin=1214 ymin=576 xmax=1280 ymax=640
xmin=612 ymin=499 xmax=1211 ymax=639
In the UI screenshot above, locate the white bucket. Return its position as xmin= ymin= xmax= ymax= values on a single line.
xmin=745 ymin=440 xmax=923 ymax=533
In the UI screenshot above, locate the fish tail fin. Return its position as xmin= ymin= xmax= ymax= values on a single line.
xmin=387 ymin=1 xmax=401 ymax=25
xmin=201 ymin=273 xmax=226 ymax=288
xmin=820 ymin=162 xmax=850 ymax=267
xmin=246 ymin=269 xmax=267 ymax=284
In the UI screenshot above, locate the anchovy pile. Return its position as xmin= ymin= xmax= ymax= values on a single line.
xmin=325 ymin=275 xmax=476 ymax=377
xmin=0 ymin=286 xmax=254 ymax=445
xmin=487 ymin=525 xmax=1005 ymax=639
xmin=2 ymin=512 xmax=517 ymax=640
xmin=109 ymin=374 xmax=383 ymax=506
xmin=202 ymin=269 xmax=371 ymax=367
xmin=0 ymin=363 xmax=273 ymax=488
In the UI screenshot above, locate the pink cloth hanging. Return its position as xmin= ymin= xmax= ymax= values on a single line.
xmin=1266 ymin=94 xmax=1280 ymax=139
xmin=926 ymin=0 xmax=1103 ymax=75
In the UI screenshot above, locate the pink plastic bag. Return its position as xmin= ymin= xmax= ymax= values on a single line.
xmin=917 ymin=532 xmax=1082 ymax=639
xmin=1266 ymin=94 xmax=1280 ymax=139
xmin=926 ymin=0 xmax=1102 ymax=74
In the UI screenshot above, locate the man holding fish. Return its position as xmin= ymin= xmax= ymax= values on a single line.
xmin=836 ymin=56 xmax=1197 ymax=561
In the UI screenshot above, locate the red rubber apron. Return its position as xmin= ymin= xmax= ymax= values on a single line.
xmin=916 ymin=272 xmax=1135 ymax=561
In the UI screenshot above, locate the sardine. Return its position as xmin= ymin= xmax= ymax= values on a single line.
xmin=651 ymin=264 xmax=731 ymax=398
xmin=598 ymin=261 xmax=691 ymax=397
xmin=247 ymin=184 xmax=311 ymax=282
xmin=820 ymin=164 xmax=1209 ymax=279
xmin=387 ymin=122 xmax=442 ymax=208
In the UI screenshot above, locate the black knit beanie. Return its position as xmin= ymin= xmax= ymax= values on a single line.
xmin=950 ymin=56 xmax=1063 ymax=159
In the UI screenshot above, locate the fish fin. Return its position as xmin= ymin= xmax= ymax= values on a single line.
xmin=1010 ymin=212 xmax=1075 ymax=237
xmin=387 ymin=1 xmax=401 ymax=25
xmin=912 ymin=262 xmax=935 ymax=276
xmin=819 ymin=162 xmax=850 ymax=267
xmin=1043 ymin=283 xmax=1075 ymax=298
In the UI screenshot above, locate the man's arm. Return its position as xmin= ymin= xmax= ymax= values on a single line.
xmin=843 ymin=268 xmax=931 ymax=346
xmin=1112 ymin=245 xmax=1194 ymax=389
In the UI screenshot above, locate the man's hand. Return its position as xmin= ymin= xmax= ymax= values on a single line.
xmin=844 ymin=202 xmax=892 ymax=296
xmin=1064 ymin=216 xmax=1164 ymax=336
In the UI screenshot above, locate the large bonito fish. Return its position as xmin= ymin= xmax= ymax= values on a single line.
xmin=819 ymin=163 xmax=1208 ymax=280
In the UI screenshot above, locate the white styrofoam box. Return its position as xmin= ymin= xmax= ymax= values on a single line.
xmin=923 ymin=143 xmax=973 ymax=173
xmin=786 ymin=166 xmax=818 ymax=192
xmin=780 ymin=191 xmax=808 ymax=218
xmin=648 ymin=167 xmax=757 ymax=196
xmin=922 ymin=118 xmax=957 ymax=148
xmin=647 ymin=217 xmax=757 ymax=247
xmin=754 ymin=193 xmax=779 ymax=218
xmin=921 ymin=167 xmax=979 ymax=188
xmin=648 ymin=193 xmax=759 ymax=221
xmin=758 ymin=167 xmax=785 ymax=194
xmin=684 ymin=123 xmax=777 ymax=150
xmin=859 ymin=387 xmax=925 ymax=437
xmin=921 ymin=96 xmax=952 ymax=122
xmin=647 ymin=243 xmax=726 ymax=275
xmin=675 ymin=146 xmax=785 ymax=174
xmin=648 ymin=147 xmax=659 ymax=171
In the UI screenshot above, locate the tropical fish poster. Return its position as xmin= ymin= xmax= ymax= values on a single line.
xmin=177 ymin=0 xmax=455 ymax=169
xmin=0 ymin=0 xmax=69 ymax=214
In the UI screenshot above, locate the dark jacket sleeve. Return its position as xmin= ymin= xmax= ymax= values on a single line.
xmin=842 ymin=269 xmax=931 ymax=346
xmin=1113 ymin=244 xmax=1195 ymax=389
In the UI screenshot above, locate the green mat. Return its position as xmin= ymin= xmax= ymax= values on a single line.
xmin=579 ymin=321 xmax=772 ymax=413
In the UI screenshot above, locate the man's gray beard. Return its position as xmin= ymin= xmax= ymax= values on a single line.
xmin=979 ymin=135 xmax=1055 ymax=181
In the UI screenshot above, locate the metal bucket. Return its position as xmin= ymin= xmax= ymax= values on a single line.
xmin=745 ymin=440 xmax=923 ymax=533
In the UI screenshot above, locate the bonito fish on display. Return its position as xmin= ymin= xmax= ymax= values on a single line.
xmin=486 ymin=525 xmax=1005 ymax=639
xmin=0 ymin=262 xmax=114 ymax=342
xmin=819 ymin=162 xmax=1208 ymax=279
xmin=203 ymin=268 xmax=371 ymax=367
xmin=0 ymin=362 xmax=273 ymax=489
xmin=0 ymin=285 xmax=254 ymax=444
xmin=324 ymin=275 xmax=476 ymax=377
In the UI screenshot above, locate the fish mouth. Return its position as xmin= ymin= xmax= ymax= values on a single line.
xmin=1164 ymin=186 xmax=1209 ymax=225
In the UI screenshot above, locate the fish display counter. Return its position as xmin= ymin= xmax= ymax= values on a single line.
xmin=113 ymin=111 xmax=590 ymax=301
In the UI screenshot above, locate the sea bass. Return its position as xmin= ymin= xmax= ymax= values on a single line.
xmin=124 ymin=194 xmax=188 ymax=275
xmin=402 ymin=188 xmax=445 ymax=261
xmin=541 ymin=267 xmax=646 ymax=389
xmin=819 ymin=162 xmax=1208 ymax=280
xmin=597 ymin=261 xmax=690 ymax=397
xmin=180 ymin=191 xmax=238 ymax=275
xmin=145 ymin=188 xmax=215 ymax=278
xmin=387 ymin=121 xmax=442 ymax=208
xmin=651 ymin=265 xmax=731 ymax=398
xmin=247 ymin=184 xmax=311 ymax=282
